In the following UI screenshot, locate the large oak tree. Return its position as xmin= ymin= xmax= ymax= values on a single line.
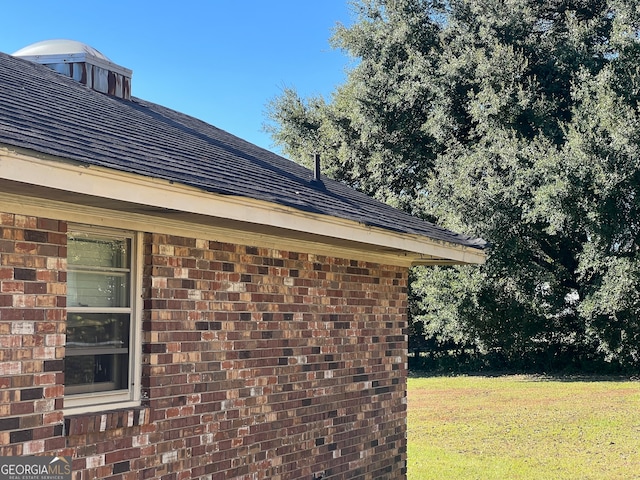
xmin=267 ymin=0 xmax=640 ymax=369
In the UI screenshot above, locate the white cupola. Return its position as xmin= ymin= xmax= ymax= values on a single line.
xmin=13 ymin=39 xmax=132 ymax=100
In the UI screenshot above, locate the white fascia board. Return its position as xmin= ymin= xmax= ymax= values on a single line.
xmin=0 ymin=147 xmax=486 ymax=265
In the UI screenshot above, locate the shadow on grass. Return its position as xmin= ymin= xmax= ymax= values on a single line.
xmin=408 ymin=369 xmax=640 ymax=382
xmin=408 ymin=348 xmax=639 ymax=382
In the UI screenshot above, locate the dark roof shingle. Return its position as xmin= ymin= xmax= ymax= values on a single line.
xmin=0 ymin=51 xmax=485 ymax=250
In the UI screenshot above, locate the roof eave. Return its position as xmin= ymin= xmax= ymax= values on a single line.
xmin=0 ymin=145 xmax=486 ymax=266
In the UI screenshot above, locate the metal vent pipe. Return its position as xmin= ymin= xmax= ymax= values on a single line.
xmin=314 ymin=153 xmax=321 ymax=182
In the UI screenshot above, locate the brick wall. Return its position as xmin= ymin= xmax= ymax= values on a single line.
xmin=0 ymin=213 xmax=66 ymax=456
xmin=1 ymin=216 xmax=409 ymax=480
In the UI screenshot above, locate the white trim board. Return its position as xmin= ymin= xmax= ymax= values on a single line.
xmin=0 ymin=147 xmax=486 ymax=266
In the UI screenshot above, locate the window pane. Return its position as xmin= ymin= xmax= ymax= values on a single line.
xmin=65 ymin=230 xmax=134 ymax=401
xmin=68 ymin=236 xmax=130 ymax=268
xmin=67 ymin=271 xmax=130 ymax=308
xmin=66 ymin=313 xmax=130 ymax=349
xmin=65 ymin=353 xmax=129 ymax=392
xmin=65 ymin=313 xmax=130 ymax=393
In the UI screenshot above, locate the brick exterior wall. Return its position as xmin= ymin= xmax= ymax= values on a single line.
xmin=0 ymin=213 xmax=67 ymax=457
xmin=1 ymin=214 xmax=409 ymax=480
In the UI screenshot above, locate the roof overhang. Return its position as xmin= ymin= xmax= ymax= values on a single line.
xmin=0 ymin=145 xmax=486 ymax=267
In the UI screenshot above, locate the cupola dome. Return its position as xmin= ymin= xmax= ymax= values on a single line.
xmin=13 ymin=39 xmax=132 ymax=100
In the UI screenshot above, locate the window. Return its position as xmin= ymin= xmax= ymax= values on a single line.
xmin=65 ymin=227 xmax=141 ymax=411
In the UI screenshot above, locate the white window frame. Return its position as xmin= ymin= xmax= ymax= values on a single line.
xmin=64 ymin=226 xmax=143 ymax=414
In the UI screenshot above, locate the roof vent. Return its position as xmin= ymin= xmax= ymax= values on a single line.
xmin=12 ymin=39 xmax=132 ymax=100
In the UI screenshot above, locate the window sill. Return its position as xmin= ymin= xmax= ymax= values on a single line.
xmin=64 ymin=404 xmax=150 ymax=436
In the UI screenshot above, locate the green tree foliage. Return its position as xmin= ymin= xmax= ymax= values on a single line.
xmin=267 ymin=0 xmax=640 ymax=369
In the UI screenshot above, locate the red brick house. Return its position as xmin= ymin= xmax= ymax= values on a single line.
xmin=0 ymin=40 xmax=485 ymax=479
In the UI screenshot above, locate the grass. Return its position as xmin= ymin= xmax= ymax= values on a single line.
xmin=407 ymin=375 xmax=640 ymax=479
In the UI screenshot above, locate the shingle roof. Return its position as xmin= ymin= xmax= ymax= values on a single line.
xmin=0 ymin=51 xmax=485 ymax=250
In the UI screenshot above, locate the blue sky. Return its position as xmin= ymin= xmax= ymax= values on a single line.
xmin=1 ymin=1 xmax=354 ymax=153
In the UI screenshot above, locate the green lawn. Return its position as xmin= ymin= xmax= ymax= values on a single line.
xmin=407 ymin=375 xmax=640 ymax=480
